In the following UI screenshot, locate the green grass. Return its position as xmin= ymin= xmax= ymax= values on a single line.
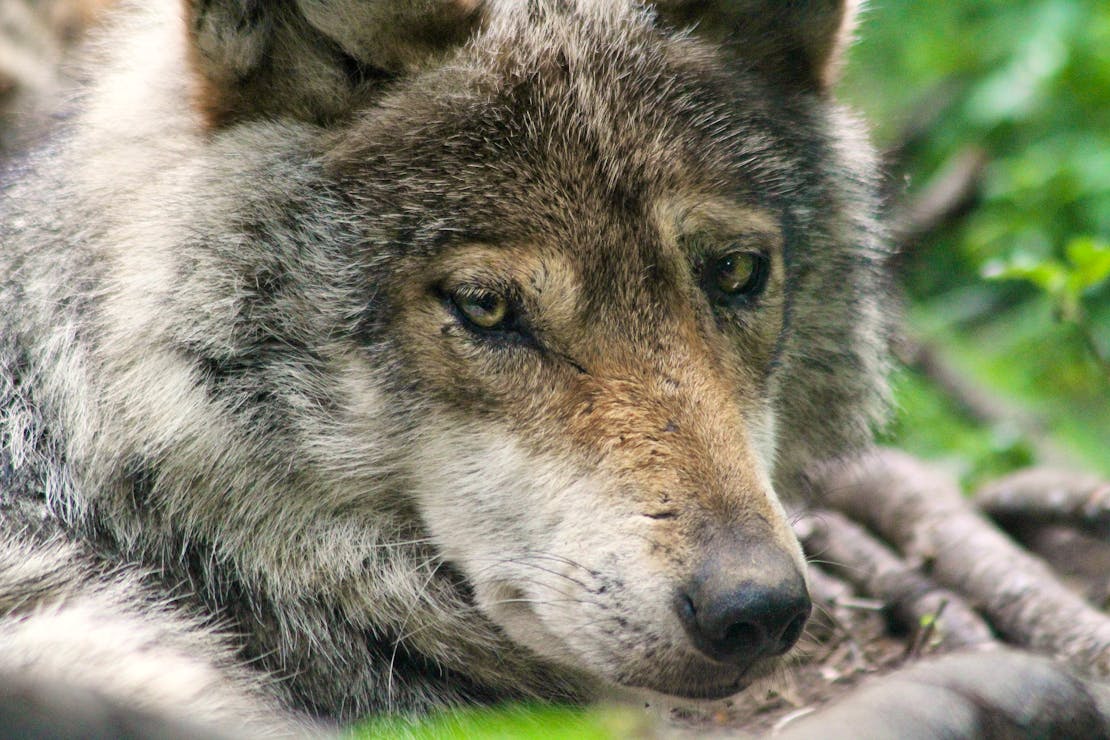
xmin=348 ymin=704 xmax=642 ymax=740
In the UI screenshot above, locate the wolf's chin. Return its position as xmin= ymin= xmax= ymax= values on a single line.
xmin=633 ymin=669 xmax=757 ymax=701
xmin=647 ymin=680 xmax=751 ymax=701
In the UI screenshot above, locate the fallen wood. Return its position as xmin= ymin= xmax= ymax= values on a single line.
xmin=772 ymin=648 xmax=1110 ymax=739
xmin=977 ymin=468 xmax=1110 ymax=537
xmin=807 ymin=448 xmax=1110 ymax=680
xmin=795 ymin=510 xmax=995 ymax=650
xmin=1007 ymin=525 xmax=1110 ymax=610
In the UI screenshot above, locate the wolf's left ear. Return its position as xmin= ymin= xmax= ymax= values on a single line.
xmin=652 ymin=0 xmax=861 ymax=91
xmin=184 ymin=0 xmax=484 ymax=126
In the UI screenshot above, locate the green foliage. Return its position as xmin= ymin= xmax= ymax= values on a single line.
xmin=846 ymin=0 xmax=1110 ymax=478
xmin=349 ymin=704 xmax=640 ymax=739
xmin=984 ymin=237 xmax=1110 ymax=317
xmin=984 ymin=236 xmax=1110 ymax=373
xmin=879 ymin=366 xmax=1036 ymax=488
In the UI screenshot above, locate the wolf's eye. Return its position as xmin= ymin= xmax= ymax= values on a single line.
xmin=705 ymin=250 xmax=769 ymax=304
xmin=451 ymin=288 xmax=510 ymax=330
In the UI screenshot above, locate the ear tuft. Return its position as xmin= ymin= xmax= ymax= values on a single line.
xmin=297 ymin=0 xmax=484 ymax=74
xmin=183 ymin=1 xmax=485 ymax=127
xmin=653 ymin=0 xmax=862 ymax=91
xmin=189 ymin=1 xmax=274 ymax=80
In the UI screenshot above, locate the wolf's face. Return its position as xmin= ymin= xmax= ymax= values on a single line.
xmin=396 ymin=209 xmax=805 ymax=697
xmin=320 ymin=6 xmax=849 ymax=697
xmin=398 ymin=221 xmax=807 ymax=697
xmin=48 ymin=0 xmax=884 ymax=711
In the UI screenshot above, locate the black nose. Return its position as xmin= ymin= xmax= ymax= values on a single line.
xmin=677 ymin=538 xmax=811 ymax=665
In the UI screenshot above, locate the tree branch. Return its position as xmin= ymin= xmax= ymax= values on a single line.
xmin=807 ymin=448 xmax=1110 ymax=680
xmin=796 ymin=510 xmax=995 ymax=650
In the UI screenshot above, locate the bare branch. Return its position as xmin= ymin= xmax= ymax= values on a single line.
xmin=978 ymin=468 xmax=1110 ymax=537
xmin=808 ymin=448 xmax=1110 ymax=680
xmin=796 ymin=510 xmax=995 ymax=650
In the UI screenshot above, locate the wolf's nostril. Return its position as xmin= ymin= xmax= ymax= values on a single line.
xmin=721 ymin=620 xmax=763 ymax=653
xmin=776 ymin=611 xmax=809 ymax=654
xmin=677 ymin=581 xmax=809 ymax=664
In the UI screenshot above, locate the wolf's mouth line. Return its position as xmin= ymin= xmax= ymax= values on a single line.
xmin=625 ymin=665 xmax=754 ymax=700
xmin=481 ymin=580 xmax=763 ymax=696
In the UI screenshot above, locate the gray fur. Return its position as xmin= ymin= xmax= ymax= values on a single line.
xmin=0 ymin=0 xmax=889 ymax=731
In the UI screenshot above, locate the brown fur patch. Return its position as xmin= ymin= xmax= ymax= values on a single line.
xmin=50 ymin=0 xmax=116 ymax=44
xmin=181 ymin=0 xmax=487 ymax=129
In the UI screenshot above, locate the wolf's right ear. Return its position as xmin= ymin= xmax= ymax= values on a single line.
xmin=652 ymin=0 xmax=861 ymax=91
xmin=184 ymin=0 xmax=484 ymax=127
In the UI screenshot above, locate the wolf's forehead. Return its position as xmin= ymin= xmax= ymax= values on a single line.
xmin=332 ymin=4 xmax=794 ymax=202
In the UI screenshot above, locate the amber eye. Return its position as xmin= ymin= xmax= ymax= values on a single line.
xmin=705 ymin=250 xmax=769 ymax=303
xmin=451 ymin=288 xmax=510 ymax=330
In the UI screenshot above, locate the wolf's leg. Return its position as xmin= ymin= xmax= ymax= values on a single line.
xmin=0 ymin=533 xmax=306 ymax=737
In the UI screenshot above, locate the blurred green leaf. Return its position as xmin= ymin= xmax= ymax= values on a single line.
xmin=982 ymin=255 xmax=1067 ymax=295
xmin=349 ymin=705 xmax=644 ymax=740
xmin=845 ymin=0 xmax=1110 ymax=477
xmin=1065 ymin=237 xmax=1110 ymax=292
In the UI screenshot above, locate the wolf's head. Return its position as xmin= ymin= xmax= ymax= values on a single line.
xmin=64 ymin=0 xmax=887 ymax=710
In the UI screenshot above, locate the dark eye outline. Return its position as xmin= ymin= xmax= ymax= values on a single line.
xmin=440 ymin=284 xmax=536 ymax=345
xmin=701 ymin=249 xmax=771 ymax=308
xmin=452 ymin=287 xmax=510 ymax=329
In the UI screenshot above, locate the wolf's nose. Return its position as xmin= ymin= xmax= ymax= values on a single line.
xmin=676 ymin=540 xmax=811 ymax=665
xmin=677 ymin=580 xmax=810 ymax=664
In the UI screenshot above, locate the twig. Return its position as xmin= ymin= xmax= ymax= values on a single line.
xmin=906 ymin=598 xmax=947 ymax=659
xmin=893 ymin=334 xmax=1077 ymax=469
xmin=977 ymin=468 xmax=1110 ymax=536
xmin=771 ymin=706 xmax=817 ymax=735
xmin=834 ymin=597 xmax=886 ymax=612
xmin=796 ymin=510 xmax=995 ymax=650
xmin=808 ymin=448 xmax=1110 ymax=680
xmin=889 ymin=146 xmax=989 ymax=251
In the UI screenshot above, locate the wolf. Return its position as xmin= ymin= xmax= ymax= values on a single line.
xmin=0 ymin=0 xmax=889 ymax=733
